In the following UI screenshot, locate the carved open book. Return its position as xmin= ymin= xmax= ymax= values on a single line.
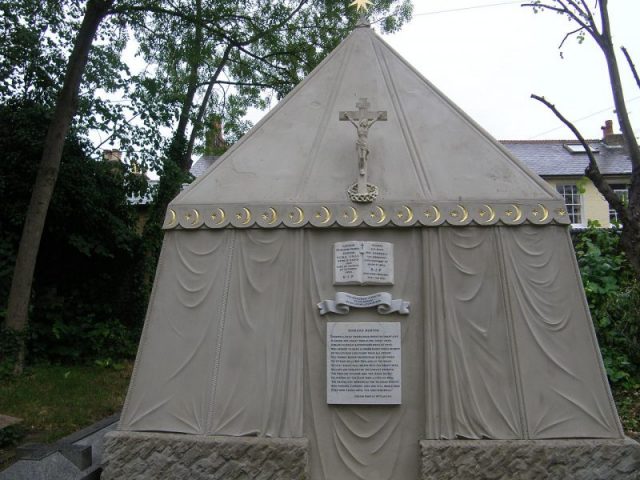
xmin=333 ymin=241 xmax=394 ymax=285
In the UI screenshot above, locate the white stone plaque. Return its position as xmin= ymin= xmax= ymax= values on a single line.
xmin=326 ymin=322 xmax=401 ymax=405
xmin=334 ymin=241 xmax=394 ymax=285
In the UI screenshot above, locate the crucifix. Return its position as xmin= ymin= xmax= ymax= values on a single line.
xmin=340 ymin=98 xmax=387 ymax=201
xmin=339 ymin=98 xmax=387 ymax=202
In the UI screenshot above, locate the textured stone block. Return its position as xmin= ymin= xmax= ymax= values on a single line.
xmin=420 ymin=438 xmax=640 ymax=480
xmin=101 ymin=431 xmax=308 ymax=480
xmin=59 ymin=443 xmax=92 ymax=470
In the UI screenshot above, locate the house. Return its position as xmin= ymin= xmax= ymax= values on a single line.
xmin=502 ymin=121 xmax=632 ymax=227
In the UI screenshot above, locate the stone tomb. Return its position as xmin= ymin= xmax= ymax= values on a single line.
xmin=102 ymin=18 xmax=640 ymax=480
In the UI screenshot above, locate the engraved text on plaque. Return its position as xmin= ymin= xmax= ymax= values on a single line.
xmin=334 ymin=241 xmax=394 ymax=285
xmin=327 ymin=322 xmax=401 ymax=405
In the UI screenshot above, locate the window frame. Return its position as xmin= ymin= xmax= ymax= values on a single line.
xmin=556 ymin=183 xmax=583 ymax=226
xmin=608 ymin=183 xmax=629 ymax=224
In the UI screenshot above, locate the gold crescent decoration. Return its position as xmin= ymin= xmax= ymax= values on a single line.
xmin=290 ymin=206 xmax=305 ymax=225
xmin=537 ymin=203 xmax=549 ymax=222
xmin=481 ymin=204 xmax=496 ymax=223
xmin=510 ymin=204 xmax=523 ymax=222
xmin=236 ymin=207 xmax=252 ymax=225
xmin=347 ymin=206 xmax=358 ymax=224
xmin=211 ymin=208 xmax=226 ymax=225
xmin=186 ymin=209 xmax=201 ymax=226
xmin=316 ymin=206 xmax=332 ymax=225
xmin=458 ymin=204 xmax=469 ymax=222
xmin=266 ymin=207 xmax=278 ymax=225
xmin=424 ymin=205 xmax=441 ymax=223
xmin=401 ymin=205 xmax=414 ymax=224
xmin=166 ymin=209 xmax=177 ymax=227
xmin=373 ymin=205 xmax=386 ymax=224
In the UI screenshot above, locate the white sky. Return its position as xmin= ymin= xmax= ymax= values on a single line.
xmin=380 ymin=0 xmax=640 ymax=140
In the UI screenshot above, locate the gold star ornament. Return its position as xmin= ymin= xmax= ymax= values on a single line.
xmin=350 ymin=0 xmax=373 ymax=12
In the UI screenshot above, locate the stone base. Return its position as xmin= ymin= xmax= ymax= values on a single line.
xmin=421 ymin=438 xmax=640 ymax=480
xmin=101 ymin=431 xmax=308 ymax=480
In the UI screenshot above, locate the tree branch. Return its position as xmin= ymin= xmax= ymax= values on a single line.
xmin=210 ymin=80 xmax=293 ymax=89
xmin=235 ymin=45 xmax=290 ymax=72
xmin=239 ymin=0 xmax=309 ymax=46
xmin=564 ymin=0 xmax=593 ymax=27
xmin=559 ymin=26 xmax=585 ymax=50
xmin=184 ymin=44 xmax=233 ymax=164
xmin=578 ymin=0 xmax=596 ymax=27
xmin=598 ymin=0 xmax=640 ymax=170
xmin=621 ymin=46 xmax=640 ymax=91
xmin=521 ymin=1 xmax=603 ymax=47
xmin=530 ymin=94 xmax=630 ymax=221
xmin=89 ymin=112 xmax=142 ymax=153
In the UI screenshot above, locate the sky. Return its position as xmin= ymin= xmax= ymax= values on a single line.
xmin=378 ymin=0 xmax=640 ymax=140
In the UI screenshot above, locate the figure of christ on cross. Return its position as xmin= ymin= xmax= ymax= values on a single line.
xmin=340 ymin=98 xmax=387 ymax=195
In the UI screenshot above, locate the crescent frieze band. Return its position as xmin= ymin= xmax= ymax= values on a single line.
xmin=162 ymin=201 xmax=570 ymax=229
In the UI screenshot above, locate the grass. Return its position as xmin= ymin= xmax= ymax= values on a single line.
xmin=0 ymin=362 xmax=132 ymax=469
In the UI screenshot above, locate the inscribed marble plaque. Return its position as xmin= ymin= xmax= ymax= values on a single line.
xmin=333 ymin=241 xmax=394 ymax=285
xmin=326 ymin=322 xmax=401 ymax=405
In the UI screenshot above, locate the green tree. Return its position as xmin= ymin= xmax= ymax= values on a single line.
xmin=0 ymin=101 xmax=144 ymax=371
xmin=133 ymin=0 xmax=413 ymax=268
xmin=524 ymin=0 xmax=640 ymax=276
xmin=1 ymin=0 xmax=412 ymax=374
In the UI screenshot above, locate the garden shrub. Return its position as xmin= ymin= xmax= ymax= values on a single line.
xmin=573 ymin=222 xmax=640 ymax=387
xmin=0 ymin=101 xmax=146 ymax=365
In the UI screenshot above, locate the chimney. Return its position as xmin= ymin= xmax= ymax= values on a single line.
xmin=103 ymin=149 xmax=122 ymax=162
xmin=601 ymin=120 xmax=625 ymax=146
xmin=205 ymin=118 xmax=226 ymax=155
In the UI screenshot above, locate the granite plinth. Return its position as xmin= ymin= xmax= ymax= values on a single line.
xmin=101 ymin=431 xmax=309 ymax=480
xmin=420 ymin=438 xmax=640 ymax=480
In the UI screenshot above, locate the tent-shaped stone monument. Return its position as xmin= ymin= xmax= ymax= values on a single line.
xmin=103 ymin=18 xmax=640 ymax=480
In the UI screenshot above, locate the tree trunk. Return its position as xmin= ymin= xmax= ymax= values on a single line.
xmin=184 ymin=45 xmax=232 ymax=163
xmin=173 ymin=0 xmax=203 ymax=172
xmin=598 ymin=0 xmax=640 ymax=276
xmin=623 ymin=168 xmax=640 ymax=273
xmin=599 ymin=0 xmax=640 ymax=170
xmin=4 ymin=0 xmax=113 ymax=375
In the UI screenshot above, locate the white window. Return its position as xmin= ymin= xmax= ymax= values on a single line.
xmin=563 ymin=143 xmax=599 ymax=154
xmin=556 ymin=184 xmax=582 ymax=225
xmin=608 ymin=184 xmax=629 ymax=223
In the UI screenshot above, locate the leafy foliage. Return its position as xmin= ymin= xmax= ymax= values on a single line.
xmin=573 ymin=222 xmax=640 ymax=387
xmin=0 ymin=101 xmax=145 ymax=363
xmin=0 ymin=0 xmax=414 ymax=372
xmin=0 ymin=422 xmax=25 ymax=449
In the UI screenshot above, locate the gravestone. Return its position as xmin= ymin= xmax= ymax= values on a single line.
xmin=102 ymin=16 xmax=640 ymax=480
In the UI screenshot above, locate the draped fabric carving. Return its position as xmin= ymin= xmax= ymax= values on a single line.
xmin=120 ymin=231 xmax=232 ymax=434
xmin=209 ymin=230 xmax=305 ymax=437
xmin=304 ymin=230 xmax=423 ymax=480
xmin=120 ymin=230 xmax=305 ymax=437
xmin=424 ymin=228 xmax=522 ymax=440
xmin=120 ymin=226 xmax=622 ymax=480
xmin=500 ymin=226 xmax=622 ymax=439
